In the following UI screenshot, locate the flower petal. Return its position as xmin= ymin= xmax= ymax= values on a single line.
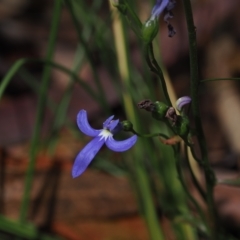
xmin=72 ymin=137 xmax=105 ymax=178
xmin=152 ymin=0 xmax=169 ymax=18
xmin=176 ymin=96 xmax=191 ymax=111
xmin=108 ymin=119 xmax=119 ymax=131
xmin=166 ymin=0 xmax=176 ymax=11
xmin=105 ymin=135 xmax=137 ymax=152
xmin=111 ymin=122 xmax=123 ymax=135
xmin=77 ymin=110 xmax=101 ymax=137
xmin=103 ymin=115 xmax=114 ymax=128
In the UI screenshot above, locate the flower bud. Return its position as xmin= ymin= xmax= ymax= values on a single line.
xmin=151 ymin=101 xmax=169 ymax=120
xmin=142 ymin=17 xmax=159 ymax=44
xmin=172 ymin=116 xmax=190 ymax=138
xmin=121 ymin=120 xmax=134 ymax=132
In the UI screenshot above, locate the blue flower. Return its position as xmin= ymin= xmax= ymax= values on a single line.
xmin=151 ymin=0 xmax=176 ymax=37
xmin=72 ymin=110 xmax=138 ymax=178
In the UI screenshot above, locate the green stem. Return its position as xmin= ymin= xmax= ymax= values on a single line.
xmin=182 ymin=0 xmax=217 ymax=238
xmin=189 ymin=145 xmax=201 ymax=163
xmin=19 ymin=0 xmax=62 ymax=222
xmin=175 ymin=150 xmax=209 ymax=235
xmin=0 ymin=58 xmax=99 ymax=102
xmin=131 ymin=129 xmax=169 ymax=138
xmin=113 ymin=1 xmax=142 ymax=37
xmin=131 ymin=125 xmax=206 ymax=204
xmin=0 ymin=59 xmax=27 ymax=98
xmin=0 ymin=215 xmax=60 ymax=240
xmin=145 ymin=43 xmax=172 ymax=106
xmin=184 ymin=145 xmax=206 ymax=202
xmin=201 ymin=77 xmax=240 ymax=83
xmin=47 ymin=45 xmax=87 ymax=153
xmin=124 ymin=1 xmax=142 ymax=28
xmin=134 ymin=163 xmax=165 ymax=240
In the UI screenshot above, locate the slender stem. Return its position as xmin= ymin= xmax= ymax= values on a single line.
xmin=182 ymin=1 xmax=208 ymax=162
xmin=124 ymin=2 xmax=142 ymax=29
xmin=131 ymin=129 xmax=169 ymax=138
xmin=19 ymin=0 xmax=62 ymax=222
xmin=113 ymin=1 xmax=142 ymax=37
xmin=189 ymin=145 xmax=201 ymax=163
xmin=132 ymin=127 xmax=206 ymax=204
xmin=182 ymin=0 xmax=217 ymax=238
xmin=184 ymin=145 xmax=206 ymax=202
xmin=145 ymin=43 xmax=172 ymax=106
xmin=175 ymin=150 xmax=209 ymax=235
xmin=65 ymin=0 xmax=109 ymax=114
xmin=47 ymin=45 xmax=87 ymax=153
xmin=201 ymin=77 xmax=240 ymax=83
xmin=0 ymin=58 xmax=99 ymax=102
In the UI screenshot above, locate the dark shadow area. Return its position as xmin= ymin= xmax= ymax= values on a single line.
xmin=29 ymin=160 xmax=62 ymax=235
xmin=0 ymin=148 xmax=6 ymax=214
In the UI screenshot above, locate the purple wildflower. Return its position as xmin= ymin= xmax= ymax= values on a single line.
xmin=72 ymin=110 xmax=137 ymax=178
xmin=151 ymin=0 xmax=176 ymax=37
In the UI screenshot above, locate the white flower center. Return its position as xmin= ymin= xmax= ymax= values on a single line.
xmin=98 ymin=129 xmax=113 ymax=141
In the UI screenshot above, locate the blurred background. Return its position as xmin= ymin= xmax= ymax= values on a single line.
xmin=1 ymin=0 xmax=240 ymax=239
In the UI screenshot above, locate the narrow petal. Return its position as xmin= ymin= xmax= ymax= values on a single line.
xmin=108 ymin=119 xmax=119 ymax=131
xmin=103 ymin=115 xmax=114 ymax=128
xmin=152 ymin=0 xmax=169 ymax=18
xmin=176 ymin=96 xmax=191 ymax=111
xmin=72 ymin=137 xmax=105 ymax=178
xmin=77 ymin=110 xmax=101 ymax=137
xmin=111 ymin=122 xmax=123 ymax=135
xmin=105 ymin=135 xmax=137 ymax=152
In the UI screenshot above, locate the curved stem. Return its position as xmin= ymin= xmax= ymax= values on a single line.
xmin=184 ymin=145 xmax=207 ymax=202
xmin=145 ymin=44 xmax=172 ymax=106
xmin=188 ymin=145 xmax=201 ymax=162
xmin=0 ymin=58 xmax=100 ymax=102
